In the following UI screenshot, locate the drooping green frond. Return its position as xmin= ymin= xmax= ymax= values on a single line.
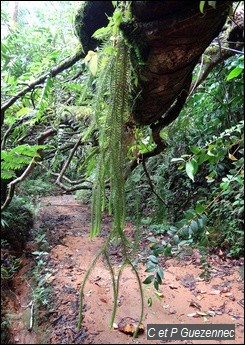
xmin=91 ymin=39 xmax=132 ymax=238
xmin=78 ymin=3 xmax=145 ymax=334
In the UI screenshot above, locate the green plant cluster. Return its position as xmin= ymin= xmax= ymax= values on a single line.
xmin=1 ymin=239 xmax=22 ymax=344
xmin=126 ymin=53 xmax=244 ymax=259
xmin=1 ymin=196 xmax=34 ymax=251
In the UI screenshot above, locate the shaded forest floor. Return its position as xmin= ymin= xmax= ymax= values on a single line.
xmin=3 ymin=195 xmax=244 ymax=344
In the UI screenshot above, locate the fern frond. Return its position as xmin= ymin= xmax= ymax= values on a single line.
xmin=91 ymin=39 xmax=132 ymax=238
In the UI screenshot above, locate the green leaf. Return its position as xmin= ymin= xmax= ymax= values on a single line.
xmin=233 ymin=200 xmax=242 ymax=206
xmin=154 ymin=291 xmax=163 ymax=300
xmin=227 ymin=66 xmax=243 ymax=81
xmin=184 ymin=209 xmax=196 ymax=220
xmin=147 ymin=297 xmax=153 ymax=307
xmin=197 ymin=218 xmax=204 ymax=229
xmin=207 ymin=149 xmax=216 ymax=157
xmin=153 ymin=248 xmax=165 ymax=255
xmin=190 ymin=220 xmax=199 ymax=232
xmin=164 ymin=244 xmax=172 ymax=256
xmin=178 ymin=239 xmax=193 ymax=247
xmin=201 ymin=215 xmax=208 ymax=227
xmin=1 ymin=170 xmax=16 ymax=180
xmin=190 ymin=146 xmax=200 ymax=154
xmin=150 ymin=243 xmax=160 ymax=250
xmin=198 ymin=215 xmax=207 ymax=229
xmin=16 ymin=107 xmax=32 ymax=117
xmin=157 ymin=267 xmax=164 ymax=281
xmin=195 ymin=204 xmax=206 ymax=214
xmin=145 ymin=265 xmax=156 ymax=273
xmin=92 ymin=26 xmax=109 ymax=38
xmin=185 ymin=160 xmax=198 ymax=181
xmin=177 ymin=164 xmax=185 ymax=170
xmin=147 ymin=236 xmax=158 ymax=243
xmin=208 ymin=1 xmax=216 ymax=9
xmin=88 ymin=53 xmax=98 ymax=76
xmin=143 ymin=275 xmax=154 ymax=284
xmin=171 ymin=157 xmax=185 ymax=163
xmin=192 ymin=160 xmax=198 ymax=174
xmin=173 ymin=234 xmax=179 ymax=244
xmin=167 ymin=226 xmax=178 ymax=235
xmin=236 ymin=176 xmax=244 ymax=185
xmin=156 ymin=272 xmax=162 ymax=284
xmin=199 ymin=1 xmax=206 ymax=13
xmin=220 ymin=181 xmax=229 ymax=190
xmin=154 ymin=279 xmax=159 ymax=290
xmin=149 ymin=255 xmax=159 ymax=264
xmin=79 ymin=147 xmax=98 ymax=172
xmin=180 ymin=226 xmax=189 ymax=239
xmin=198 ymin=153 xmax=209 ymax=164
xmin=9 ymin=144 xmax=45 ymax=157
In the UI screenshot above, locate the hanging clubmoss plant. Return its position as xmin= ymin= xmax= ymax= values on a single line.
xmin=91 ymin=39 xmax=130 ymax=238
xmin=77 ymin=2 xmax=144 ymax=338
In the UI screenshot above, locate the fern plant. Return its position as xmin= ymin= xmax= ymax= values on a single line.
xmin=1 ymin=144 xmax=47 ymax=180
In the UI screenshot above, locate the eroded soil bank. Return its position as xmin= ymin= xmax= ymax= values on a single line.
xmin=4 ymin=195 xmax=244 ymax=344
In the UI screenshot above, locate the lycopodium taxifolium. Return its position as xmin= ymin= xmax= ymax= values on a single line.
xmin=78 ymin=2 xmax=144 ymax=339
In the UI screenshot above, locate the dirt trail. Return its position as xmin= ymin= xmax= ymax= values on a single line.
xmin=5 ymin=195 xmax=244 ymax=344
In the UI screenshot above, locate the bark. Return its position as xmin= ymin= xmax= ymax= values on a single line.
xmin=121 ymin=1 xmax=232 ymax=125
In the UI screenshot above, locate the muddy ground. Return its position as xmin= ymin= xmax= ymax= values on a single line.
xmin=3 ymin=195 xmax=244 ymax=344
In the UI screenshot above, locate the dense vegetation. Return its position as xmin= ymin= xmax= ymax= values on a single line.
xmin=1 ymin=0 xmax=244 ymax=340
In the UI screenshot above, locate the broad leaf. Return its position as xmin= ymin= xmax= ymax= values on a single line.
xmin=149 ymin=255 xmax=159 ymax=264
xmin=145 ymin=265 xmax=156 ymax=273
xmin=208 ymin=1 xmax=216 ymax=9
xmin=143 ymin=275 xmax=154 ymax=284
xmin=195 ymin=204 xmax=206 ymax=214
xmin=88 ymin=53 xmax=98 ymax=76
xmin=154 ymin=279 xmax=159 ymax=290
xmin=186 ymin=160 xmax=198 ymax=181
xmin=164 ymin=244 xmax=172 ymax=256
xmin=199 ymin=1 xmax=206 ymax=13
xmin=157 ymin=267 xmax=164 ymax=280
xmin=171 ymin=157 xmax=185 ymax=163
xmin=173 ymin=234 xmax=179 ymax=244
xmin=190 ymin=220 xmax=199 ymax=232
xmin=227 ymin=66 xmax=243 ymax=81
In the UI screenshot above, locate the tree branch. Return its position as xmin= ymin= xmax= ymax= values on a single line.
xmin=191 ymin=18 xmax=244 ymax=92
xmin=126 ymin=77 xmax=191 ymax=177
xmin=55 ymin=134 xmax=82 ymax=184
xmin=54 ymin=134 xmax=93 ymax=192
xmin=37 ymin=162 xmax=93 ymax=188
xmin=191 ymin=49 xmax=234 ymax=91
xmin=1 ymin=49 xmax=84 ymax=125
xmin=1 ymin=124 xmax=13 ymax=150
xmin=142 ymin=158 xmax=168 ymax=207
